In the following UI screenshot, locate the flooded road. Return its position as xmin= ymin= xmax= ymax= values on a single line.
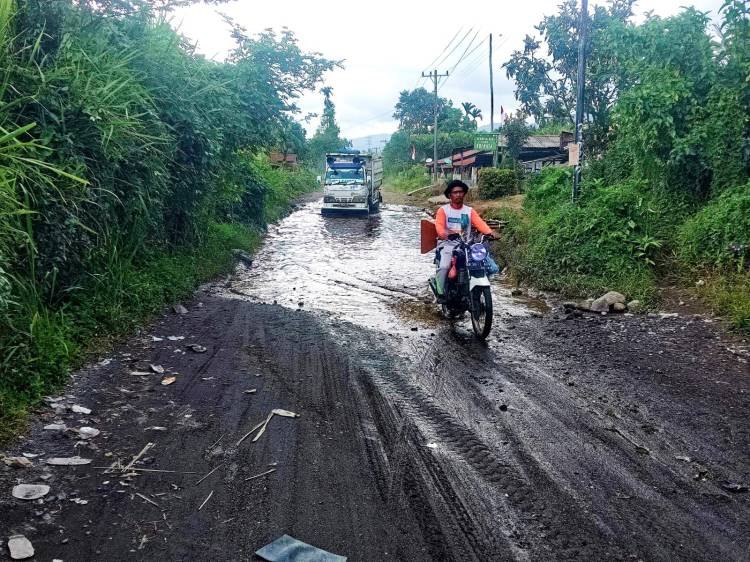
xmin=1 ymin=199 xmax=748 ymax=561
xmin=225 ymin=198 xmax=542 ymax=334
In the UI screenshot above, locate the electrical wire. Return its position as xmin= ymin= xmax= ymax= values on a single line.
xmin=457 ymin=36 xmax=487 ymax=71
xmin=442 ymin=31 xmax=481 ymax=85
xmin=412 ymin=28 xmax=473 ymax=90
xmin=422 ymin=27 xmax=464 ymax=73
xmin=433 ymin=27 xmax=475 ymax=71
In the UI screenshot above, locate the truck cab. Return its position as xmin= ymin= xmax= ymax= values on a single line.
xmin=322 ymin=152 xmax=383 ymax=214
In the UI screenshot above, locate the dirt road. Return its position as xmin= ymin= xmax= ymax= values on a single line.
xmin=1 ymin=199 xmax=748 ymax=561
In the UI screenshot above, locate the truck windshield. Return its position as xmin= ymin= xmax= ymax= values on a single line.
xmin=325 ymin=169 xmax=363 ymax=184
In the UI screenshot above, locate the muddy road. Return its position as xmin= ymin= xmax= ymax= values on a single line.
xmin=1 ymin=199 xmax=749 ymax=561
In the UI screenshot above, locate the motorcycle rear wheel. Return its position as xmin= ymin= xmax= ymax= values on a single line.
xmin=470 ymin=286 xmax=493 ymax=339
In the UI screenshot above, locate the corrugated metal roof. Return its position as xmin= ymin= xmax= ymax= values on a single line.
xmin=524 ymin=135 xmax=562 ymax=149
xmin=497 ymin=135 xmax=563 ymax=149
xmin=454 ymin=156 xmax=477 ymax=167
xmin=452 ymin=149 xmax=480 ymax=162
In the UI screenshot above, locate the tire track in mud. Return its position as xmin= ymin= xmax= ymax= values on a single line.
xmin=405 ymin=325 xmax=750 ymax=562
xmin=341 ymin=325 xmax=629 ymax=561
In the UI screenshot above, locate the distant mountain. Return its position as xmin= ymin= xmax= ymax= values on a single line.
xmin=348 ymin=133 xmax=392 ymax=153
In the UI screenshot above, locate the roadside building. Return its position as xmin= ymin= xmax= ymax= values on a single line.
xmin=501 ymin=131 xmax=574 ymax=173
xmin=269 ymin=151 xmax=299 ymax=169
xmin=424 ymin=131 xmax=574 ymax=183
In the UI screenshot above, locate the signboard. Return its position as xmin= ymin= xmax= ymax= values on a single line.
xmin=568 ymin=143 xmax=580 ymax=166
xmin=474 ymin=133 xmax=499 ymax=152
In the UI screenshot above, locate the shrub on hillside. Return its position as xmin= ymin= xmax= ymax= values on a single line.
xmin=390 ymin=165 xmax=430 ymax=193
xmin=478 ymin=168 xmax=518 ymax=199
xmin=502 ymin=179 xmax=667 ymax=301
xmin=524 ymin=167 xmax=572 ymax=212
xmin=678 ymin=182 xmax=750 ymax=269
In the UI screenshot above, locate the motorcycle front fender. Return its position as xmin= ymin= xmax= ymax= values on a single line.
xmin=469 ymin=276 xmax=491 ymax=290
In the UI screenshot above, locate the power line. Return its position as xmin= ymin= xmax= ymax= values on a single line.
xmin=422 ymin=27 xmax=464 ymax=73
xmin=448 ymin=31 xmax=481 ymax=73
xmin=412 ymin=28 xmax=471 ymax=91
xmin=448 ymin=49 xmax=486 ymax=81
xmin=444 ymin=35 xmax=508 ymax=84
xmin=434 ymin=27 xmax=475 ymax=70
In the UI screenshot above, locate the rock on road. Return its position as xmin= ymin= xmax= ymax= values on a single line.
xmin=1 ymin=199 xmax=748 ymax=561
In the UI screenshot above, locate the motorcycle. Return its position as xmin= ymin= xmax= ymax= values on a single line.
xmin=429 ymin=234 xmax=495 ymax=339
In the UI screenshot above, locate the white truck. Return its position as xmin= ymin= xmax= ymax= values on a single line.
xmin=321 ymin=152 xmax=383 ymax=214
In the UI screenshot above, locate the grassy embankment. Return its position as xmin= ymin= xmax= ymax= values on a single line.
xmin=485 ymin=168 xmax=750 ymax=332
xmin=481 ymin=5 xmax=749 ymax=332
xmin=0 ymin=164 xmax=316 ymax=443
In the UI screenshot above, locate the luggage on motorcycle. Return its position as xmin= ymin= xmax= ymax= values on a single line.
xmin=485 ymin=254 xmax=501 ymax=275
xmin=448 ymin=256 xmax=458 ymax=280
xmin=420 ymin=219 xmax=438 ymax=254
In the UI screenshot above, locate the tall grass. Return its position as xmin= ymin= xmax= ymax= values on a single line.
xmin=0 ymin=0 xmax=323 ymax=441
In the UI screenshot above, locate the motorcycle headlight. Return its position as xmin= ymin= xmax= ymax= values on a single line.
xmin=470 ymin=243 xmax=488 ymax=262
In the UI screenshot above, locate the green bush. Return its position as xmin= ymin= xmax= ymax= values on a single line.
xmin=388 ymin=165 xmax=431 ymax=193
xmin=696 ymin=273 xmax=750 ymax=332
xmin=478 ymin=168 xmax=518 ymax=199
xmin=501 ymin=178 xmax=668 ymax=302
xmin=524 ymin=167 xmax=572 ymax=213
xmin=678 ymin=182 xmax=750 ymax=269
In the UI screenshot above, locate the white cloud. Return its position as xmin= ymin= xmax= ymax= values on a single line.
xmin=172 ymin=0 xmax=725 ymax=139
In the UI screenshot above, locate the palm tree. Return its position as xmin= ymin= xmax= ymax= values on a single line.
xmin=461 ymin=101 xmax=476 ymax=117
xmin=461 ymin=102 xmax=483 ymax=125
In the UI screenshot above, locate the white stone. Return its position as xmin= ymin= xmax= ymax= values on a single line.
xmin=76 ymin=427 xmax=100 ymax=439
xmin=7 ymin=535 xmax=34 ymax=560
xmin=3 ymin=457 xmax=32 ymax=468
xmin=46 ymin=457 xmax=92 ymax=466
xmin=12 ymin=484 xmax=50 ymax=500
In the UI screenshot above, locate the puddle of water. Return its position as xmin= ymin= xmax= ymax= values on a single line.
xmin=224 ymin=198 xmax=550 ymax=333
xmin=224 ymin=199 xmax=434 ymax=331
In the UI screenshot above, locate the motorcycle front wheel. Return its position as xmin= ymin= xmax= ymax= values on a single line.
xmin=470 ymin=286 xmax=493 ymax=339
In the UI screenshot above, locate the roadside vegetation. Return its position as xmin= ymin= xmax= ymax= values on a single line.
xmin=0 ymin=0 xmax=338 ymax=439
xmin=383 ymin=0 xmax=749 ymax=332
xmin=495 ymin=0 xmax=749 ymax=330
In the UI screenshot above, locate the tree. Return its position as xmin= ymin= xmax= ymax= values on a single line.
xmin=393 ymin=88 xmax=442 ymax=133
xmin=501 ymin=114 xmax=530 ymax=166
xmin=503 ymin=0 xmax=636 ymax=153
xmin=461 ymin=102 xmax=482 ymax=121
xmin=461 ymin=102 xmax=483 ymax=126
xmin=307 ymin=87 xmax=350 ymax=169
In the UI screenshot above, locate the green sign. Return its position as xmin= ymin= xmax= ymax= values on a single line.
xmin=473 ymin=133 xmax=498 ymax=152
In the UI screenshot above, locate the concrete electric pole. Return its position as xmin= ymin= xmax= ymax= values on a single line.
xmin=422 ymin=69 xmax=449 ymax=182
xmin=489 ymin=33 xmax=497 ymax=167
xmin=572 ymin=0 xmax=588 ymax=201
xmin=489 ymin=33 xmax=494 ymax=134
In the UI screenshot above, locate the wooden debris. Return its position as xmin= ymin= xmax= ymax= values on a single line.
xmin=195 ymin=463 xmax=224 ymax=486
xmin=244 ymin=468 xmax=276 ymax=482
xmin=198 ymin=490 xmax=213 ymax=511
xmin=122 ymin=442 xmax=155 ymax=473
xmin=135 ymin=492 xmax=160 ymax=508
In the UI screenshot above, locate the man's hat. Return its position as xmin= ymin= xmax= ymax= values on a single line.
xmin=444 ymin=179 xmax=469 ymax=198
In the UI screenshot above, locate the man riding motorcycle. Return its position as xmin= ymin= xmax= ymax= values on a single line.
xmin=432 ymin=179 xmax=494 ymax=303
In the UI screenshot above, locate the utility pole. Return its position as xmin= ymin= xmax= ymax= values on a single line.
xmin=489 ymin=33 xmax=497 ymax=167
xmin=489 ymin=34 xmax=494 ymax=133
xmin=422 ymin=69 xmax=449 ymax=182
xmin=572 ymin=0 xmax=588 ymax=201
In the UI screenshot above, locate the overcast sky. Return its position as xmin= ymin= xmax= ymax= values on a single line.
xmin=172 ymin=0 xmax=724 ymax=141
